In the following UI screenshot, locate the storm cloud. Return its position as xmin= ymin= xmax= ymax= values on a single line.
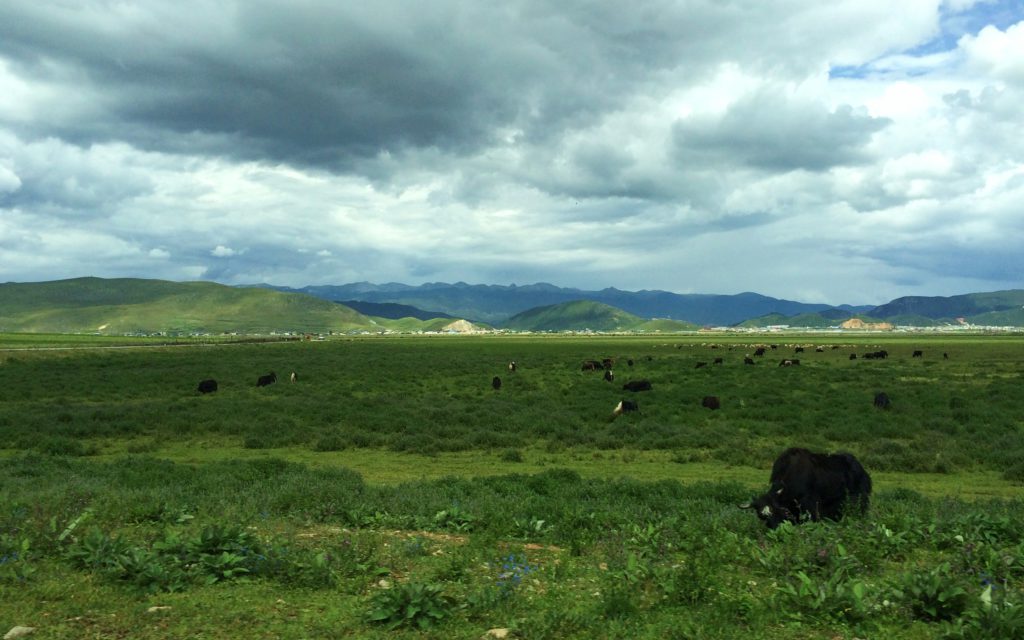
xmin=0 ymin=0 xmax=1022 ymax=305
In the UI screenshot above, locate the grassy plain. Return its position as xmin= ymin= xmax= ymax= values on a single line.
xmin=1 ymin=332 xmax=1024 ymax=638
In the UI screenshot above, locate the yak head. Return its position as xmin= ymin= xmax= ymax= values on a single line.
xmin=740 ymin=487 xmax=795 ymax=529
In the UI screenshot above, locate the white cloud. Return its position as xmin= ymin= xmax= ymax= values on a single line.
xmin=0 ymin=163 xmax=19 ymax=193
xmin=211 ymin=245 xmax=238 ymax=257
xmin=960 ymin=21 xmax=1024 ymax=84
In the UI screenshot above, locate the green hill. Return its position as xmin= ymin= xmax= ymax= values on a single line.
xmin=967 ymin=308 xmax=1024 ymax=326
xmin=0 ymin=277 xmax=376 ymax=334
xmin=502 ymin=300 xmax=695 ymax=332
xmin=885 ymin=314 xmax=943 ymax=328
xmin=737 ymin=312 xmax=888 ymax=328
xmin=871 ymin=289 xmax=1024 ymax=320
xmin=634 ymin=318 xmax=700 ymax=332
xmin=373 ymin=316 xmax=490 ymax=333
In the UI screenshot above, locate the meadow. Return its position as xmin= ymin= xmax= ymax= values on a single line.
xmin=1 ymin=332 xmax=1023 ymax=638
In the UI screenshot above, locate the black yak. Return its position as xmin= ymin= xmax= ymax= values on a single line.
xmin=741 ymin=448 xmax=872 ymax=528
xmin=622 ymin=379 xmax=652 ymax=392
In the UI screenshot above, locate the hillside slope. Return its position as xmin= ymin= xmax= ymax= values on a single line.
xmin=870 ymin=290 xmax=1024 ymax=320
xmin=0 ymin=277 xmax=375 ymax=334
xmin=503 ymin=300 xmax=696 ymax=332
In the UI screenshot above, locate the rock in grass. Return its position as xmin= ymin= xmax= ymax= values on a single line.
xmin=4 ymin=627 xmax=36 ymax=640
xmin=483 ymin=630 xmax=510 ymax=639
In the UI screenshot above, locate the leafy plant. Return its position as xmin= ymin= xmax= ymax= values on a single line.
xmin=109 ymin=547 xmax=189 ymax=594
xmin=433 ymin=505 xmax=476 ymax=532
xmin=0 ymin=534 xmax=35 ymax=582
xmin=943 ymin=586 xmax=1024 ymax=639
xmin=495 ymin=553 xmax=536 ymax=596
xmin=64 ymin=527 xmax=131 ymax=571
xmin=898 ymin=563 xmax=970 ymax=621
xmin=512 ymin=516 xmax=551 ymax=540
xmin=365 ymin=581 xmax=455 ymax=630
xmin=775 ymin=569 xmax=871 ymax=622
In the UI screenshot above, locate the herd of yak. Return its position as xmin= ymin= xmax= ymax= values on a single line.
xmin=192 ymin=343 xmax=939 ymax=528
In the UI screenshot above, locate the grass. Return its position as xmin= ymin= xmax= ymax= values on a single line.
xmin=2 ymin=332 xmax=1024 ymax=638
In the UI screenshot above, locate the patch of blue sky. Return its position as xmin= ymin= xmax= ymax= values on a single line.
xmin=829 ymin=1 xmax=1022 ymax=79
xmin=829 ymin=64 xmax=874 ymax=79
xmin=909 ymin=0 xmax=1023 ymax=56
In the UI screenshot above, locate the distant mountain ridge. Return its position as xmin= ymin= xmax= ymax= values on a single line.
xmin=870 ymin=290 xmax=1024 ymax=320
xmin=260 ymin=282 xmax=1024 ymax=327
xmin=259 ymin=282 xmax=871 ymax=326
xmin=3 ymin=278 xmax=1022 ymax=334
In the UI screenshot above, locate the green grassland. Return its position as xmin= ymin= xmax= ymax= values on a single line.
xmin=2 ymin=333 xmax=1024 ymax=638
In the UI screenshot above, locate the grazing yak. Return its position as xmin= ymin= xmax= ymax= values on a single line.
xmin=622 ymin=379 xmax=653 ymax=392
xmin=492 ymin=376 xmax=502 ymax=390
xmin=741 ymin=447 xmax=872 ymax=528
xmin=289 ymin=371 xmax=297 ymax=383
xmin=508 ymin=361 xmax=517 ymax=373
xmin=713 ymin=357 xmax=724 ymax=365
xmin=695 ymin=361 xmax=708 ymax=369
xmin=611 ymin=399 xmax=639 ymax=419
xmin=874 ymin=392 xmax=891 ymax=409
xmin=581 ymin=360 xmax=601 ymax=371
xmin=604 ymin=369 xmax=614 ymax=382
xmin=779 ymin=359 xmax=800 ymax=367
xmin=197 ymin=379 xmax=218 ymax=394
xmin=754 ymin=347 xmax=767 ymax=357
xmin=701 ymin=395 xmax=720 ymax=410
xmin=256 ymin=372 xmax=277 ymax=387
xmin=744 ymin=357 xmax=756 ymax=365
xmin=912 ymin=350 xmax=923 ymax=358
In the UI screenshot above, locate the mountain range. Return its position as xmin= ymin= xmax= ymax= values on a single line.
xmin=259 ymin=281 xmax=1024 ymax=328
xmin=1 ymin=277 xmax=1022 ymax=334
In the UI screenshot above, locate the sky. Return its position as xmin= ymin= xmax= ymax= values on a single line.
xmin=0 ymin=1 xmax=1022 ymax=305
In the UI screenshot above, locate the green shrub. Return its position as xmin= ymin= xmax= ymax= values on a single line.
xmin=433 ymin=505 xmax=476 ymax=532
xmin=500 ymin=448 xmax=524 ymax=462
xmin=898 ymin=563 xmax=970 ymax=622
xmin=775 ymin=569 xmax=871 ymax=623
xmin=37 ymin=436 xmax=93 ymax=456
xmin=943 ymin=587 xmax=1024 ymax=640
xmin=314 ymin=434 xmax=346 ymax=451
xmin=1003 ymin=463 xmax=1024 ymax=483
xmin=0 ymin=534 xmax=35 ymax=582
xmin=365 ymin=581 xmax=455 ymax=630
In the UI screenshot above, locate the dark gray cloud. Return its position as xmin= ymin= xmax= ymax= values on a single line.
xmin=0 ymin=1 xmax=721 ymax=171
xmin=672 ymin=89 xmax=890 ymax=172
